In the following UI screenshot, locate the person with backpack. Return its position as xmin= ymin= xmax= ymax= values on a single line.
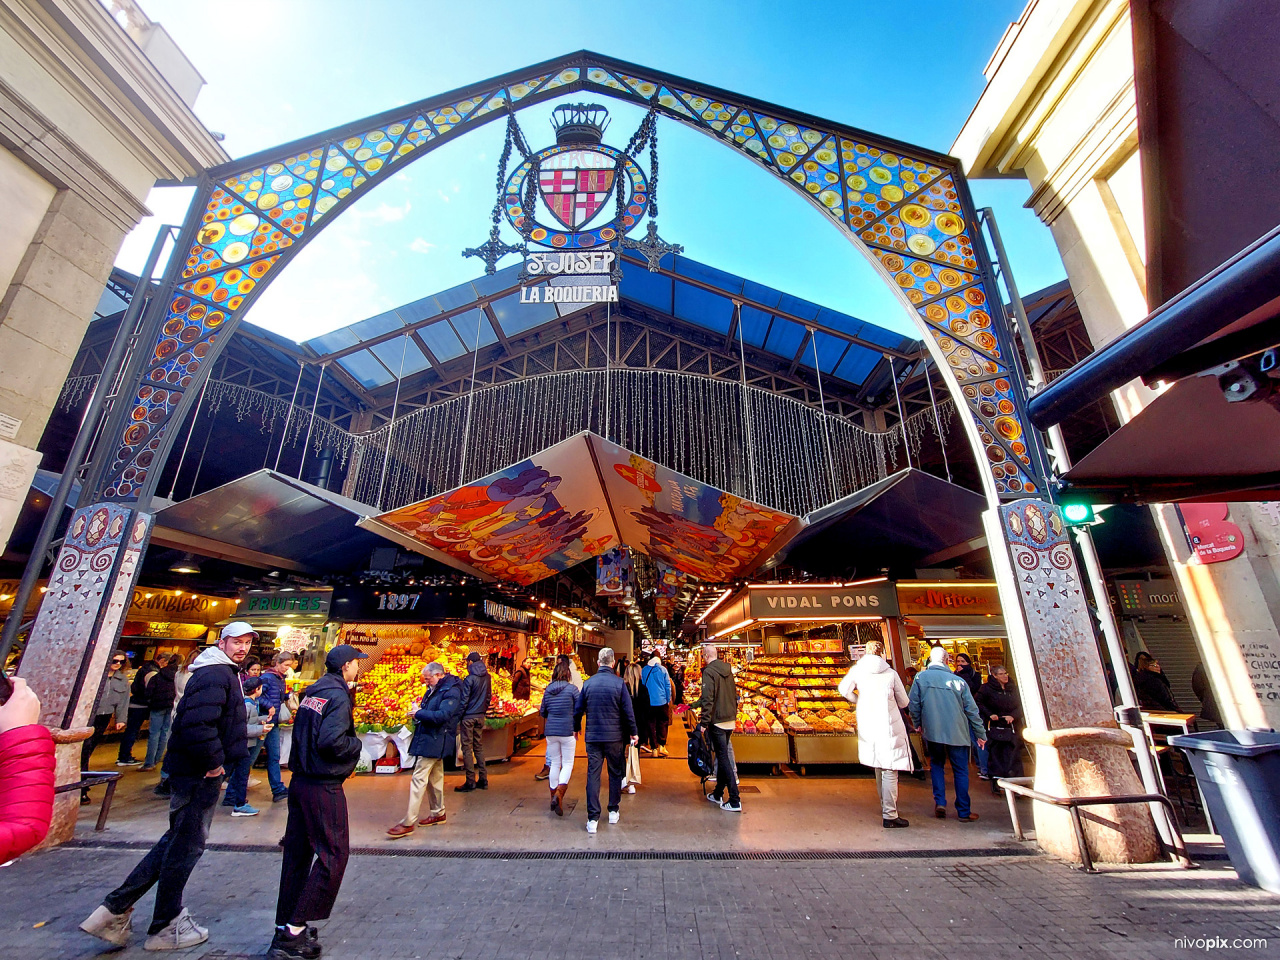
xmin=116 ymin=656 xmax=159 ymax=766
xmin=641 ymin=651 xmax=674 ymax=757
xmin=695 ymin=644 xmax=741 ymax=813
xmin=386 ymin=661 xmax=464 ymax=838
xmin=455 ymin=652 xmax=491 ymax=792
xmin=259 ymin=652 xmax=295 ymax=804
xmin=908 ymin=646 xmax=986 ymax=822
xmin=142 ymin=654 xmax=180 ymax=771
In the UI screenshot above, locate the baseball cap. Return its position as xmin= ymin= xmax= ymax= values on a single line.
xmin=326 ymin=644 xmax=369 ymax=671
xmin=220 ymin=621 xmax=259 ymax=641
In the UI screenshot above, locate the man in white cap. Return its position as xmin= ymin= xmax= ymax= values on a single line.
xmin=80 ymin=621 xmax=255 ymax=951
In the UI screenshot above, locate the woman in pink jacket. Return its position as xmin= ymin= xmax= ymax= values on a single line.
xmin=0 ymin=677 xmax=55 ymax=863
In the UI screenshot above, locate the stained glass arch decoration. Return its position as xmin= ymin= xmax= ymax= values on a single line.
xmin=83 ymin=51 xmax=1049 ymax=508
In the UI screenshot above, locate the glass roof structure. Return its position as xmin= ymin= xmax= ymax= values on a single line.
xmin=301 ymin=253 xmax=921 ymax=393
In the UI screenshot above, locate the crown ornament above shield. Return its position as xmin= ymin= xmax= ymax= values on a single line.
xmin=463 ymin=103 xmax=680 ymax=280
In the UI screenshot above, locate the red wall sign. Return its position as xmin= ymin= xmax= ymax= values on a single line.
xmin=1179 ymin=503 xmax=1244 ymax=564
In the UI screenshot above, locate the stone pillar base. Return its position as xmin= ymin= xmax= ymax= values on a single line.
xmin=41 ymin=727 xmax=94 ymax=849
xmin=1025 ymin=727 xmax=1161 ymax=865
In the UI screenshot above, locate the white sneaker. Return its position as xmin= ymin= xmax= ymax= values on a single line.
xmin=608 ymin=810 xmax=620 ymax=824
xmin=586 ymin=820 xmax=598 ymax=835
xmin=80 ymin=904 xmax=132 ymax=946
xmin=143 ymin=908 xmax=208 ymax=951
xmin=249 ymin=777 xmax=262 ymax=787
xmin=626 ymin=784 xmax=636 ymax=794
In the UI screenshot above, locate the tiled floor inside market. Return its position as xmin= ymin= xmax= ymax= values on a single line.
xmin=2 ymin=739 xmax=1274 ymax=960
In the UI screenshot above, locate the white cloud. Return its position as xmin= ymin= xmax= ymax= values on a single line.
xmin=409 ymin=237 xmax=435 ymax=254
xmin=436 ymin=189 xmax=451 ymax=203
xmin=350 ymin=200 xmax=411 ymax=224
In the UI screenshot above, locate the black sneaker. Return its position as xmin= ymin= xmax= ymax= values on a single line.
xmin=454 ymin=781 xmax=476 ymax=793
xmin=153 ymin=782 xmax=171 ymax=798
xmin=272 ymin=790 xmax=289 ymax=803
xmin=476 ymin=780 xmax=488 ymax=790
xmin=882 ymin=817 xmax=910 ymax=828
xmin=268 ymin=925 xmax=321 ymax=959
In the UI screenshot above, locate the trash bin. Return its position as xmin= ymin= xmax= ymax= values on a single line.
xmin=1168 ymin=730 xmax=1280 ymax=893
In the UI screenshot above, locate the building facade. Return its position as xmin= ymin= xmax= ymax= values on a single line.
xmin=954 ymin=0 xmax=1280 ymax=729
xmin=0 ymin=0 xmax=226 ymax=552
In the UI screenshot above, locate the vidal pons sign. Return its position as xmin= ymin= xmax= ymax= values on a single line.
xmin=464 ymin=103 xmax=681 ymax=301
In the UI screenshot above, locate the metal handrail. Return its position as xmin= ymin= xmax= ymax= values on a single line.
xmin=996 ymin=776 xmax=1194 ymax=873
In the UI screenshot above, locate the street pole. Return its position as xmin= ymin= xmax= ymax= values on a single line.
xmin=0 ymin=226 xmax=176 ymax=665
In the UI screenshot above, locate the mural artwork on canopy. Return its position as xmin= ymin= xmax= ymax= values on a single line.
xmin=367 ymin=432 xmax=798 ymax=587
xmin=370 ymin=434 xmax=614 ymax=585
xmin=84 ymin=52 xmax=1046 ymax=511
xmin=592 ymin=436 xmax=798 ymax=582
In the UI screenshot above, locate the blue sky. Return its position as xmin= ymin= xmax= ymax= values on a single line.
xmin=121 ymin=0 xmax=1061 ymax=344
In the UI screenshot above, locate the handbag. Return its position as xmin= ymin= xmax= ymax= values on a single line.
xmin=987 ymin=721 xmax=1017 ymax=742
xmin=625 ymin=744 xmax=642 ymax=785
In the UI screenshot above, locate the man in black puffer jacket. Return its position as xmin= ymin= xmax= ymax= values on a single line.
xmin=270 ymin=644 xmax=366 ymax=960
xmin=455 ymin=651 xmax=491 ymax=792
xmin=82 ymin=622 xmax=254 ymax=952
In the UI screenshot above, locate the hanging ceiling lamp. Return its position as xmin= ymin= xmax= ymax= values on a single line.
xmin=169 ymin=552 xmax=201 ymax=575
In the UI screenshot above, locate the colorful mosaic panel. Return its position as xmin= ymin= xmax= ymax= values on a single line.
xmin=98 ymin=56 xmax=1042 ymax=504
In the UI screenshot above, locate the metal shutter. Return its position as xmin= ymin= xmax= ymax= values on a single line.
xmin=1134 ymin=621 xmax=1201 ymax=714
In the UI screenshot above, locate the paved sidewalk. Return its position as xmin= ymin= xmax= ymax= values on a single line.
xmin=1 ymin=844 xmax=1277 ymax=960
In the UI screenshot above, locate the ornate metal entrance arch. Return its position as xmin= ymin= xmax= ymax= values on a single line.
xmin=79 ymin=50 xmax=1048 ymax=510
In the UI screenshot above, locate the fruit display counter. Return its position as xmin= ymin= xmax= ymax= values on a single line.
xmin=352 ymin=640 xmax=546 ymax=765
xmin=734 ymin=654 xmax=860 ymax=767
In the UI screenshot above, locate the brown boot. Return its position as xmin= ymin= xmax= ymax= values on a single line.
xmin=550 ymin=786 xmax=559 ymax=814
xmin=553 ymin=783 xmax=568 ymax=817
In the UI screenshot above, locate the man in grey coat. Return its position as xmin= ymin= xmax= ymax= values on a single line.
xmin=908 ymin=646 xmax=986 ymax=822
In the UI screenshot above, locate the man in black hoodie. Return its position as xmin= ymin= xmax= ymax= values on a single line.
xmin=269 ymin=643 xmax=366 ymax=960
xmin=455 ymin=651 xmax=491 ymax=792
xmin=696 ymin=644 xmax=741 ymax=812
xmin=81 ymin=622 xmax=253 ymax=952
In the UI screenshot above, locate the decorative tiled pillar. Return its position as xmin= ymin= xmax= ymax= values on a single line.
xmin=991 ymin=499 xmax=1159 ymax=864
xmin=17 ymin=503 xmax=153 ymax=845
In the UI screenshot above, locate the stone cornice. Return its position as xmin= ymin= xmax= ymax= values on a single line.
xmin=0 ymin=79 xmax=149 ymax=233
xmin=1 ymin=0 xmax=226 ymax=183
xmin=1024 ymin=83 xmax=1137 ymax=225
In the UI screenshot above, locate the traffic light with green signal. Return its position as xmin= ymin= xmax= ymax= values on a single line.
xmin=1061 ymin=501 xmax=1096 ymax=525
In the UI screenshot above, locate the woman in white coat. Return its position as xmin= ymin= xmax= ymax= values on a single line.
xmin=837 ymin=641 xmax=912 ymax=828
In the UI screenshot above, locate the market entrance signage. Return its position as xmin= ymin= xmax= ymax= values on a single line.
xmin=748 ymin=583 xmax=899 ymax=620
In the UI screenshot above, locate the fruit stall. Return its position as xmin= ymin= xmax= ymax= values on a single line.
xmin=343 ymin=622 xmax=545 ymax=769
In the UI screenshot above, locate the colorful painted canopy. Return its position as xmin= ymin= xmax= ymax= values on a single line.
xmin=359 ymin=432 xmax=801 ymax=585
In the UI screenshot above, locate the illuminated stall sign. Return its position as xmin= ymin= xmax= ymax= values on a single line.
xmin=896 ymin=582 xmax=1001 ymax=618
xmin=241 ymin=589 xmax=332 ymax=619
xmin=748 ymin=583 xmax=899 ymax=620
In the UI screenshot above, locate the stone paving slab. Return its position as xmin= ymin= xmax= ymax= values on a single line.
xmin=1 ymin=845 xmax=1277 ymax=960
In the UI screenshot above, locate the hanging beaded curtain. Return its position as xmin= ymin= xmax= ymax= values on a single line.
xmin=58 ymin=369 xmax=953 ymax=514
xmin=347 ymin=369 xmax=954 ymax=517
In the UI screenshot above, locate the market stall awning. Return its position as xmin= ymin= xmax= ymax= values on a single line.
xmin=770 ymin=468 xmax=988 ymax=578
xmin=1060 ymin=373 xmax=1280 ymax=502
xmin=359 ymin=432 xmax=802 ymax=586
xmin=152 ymin=470 xmax=387 ymax=575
